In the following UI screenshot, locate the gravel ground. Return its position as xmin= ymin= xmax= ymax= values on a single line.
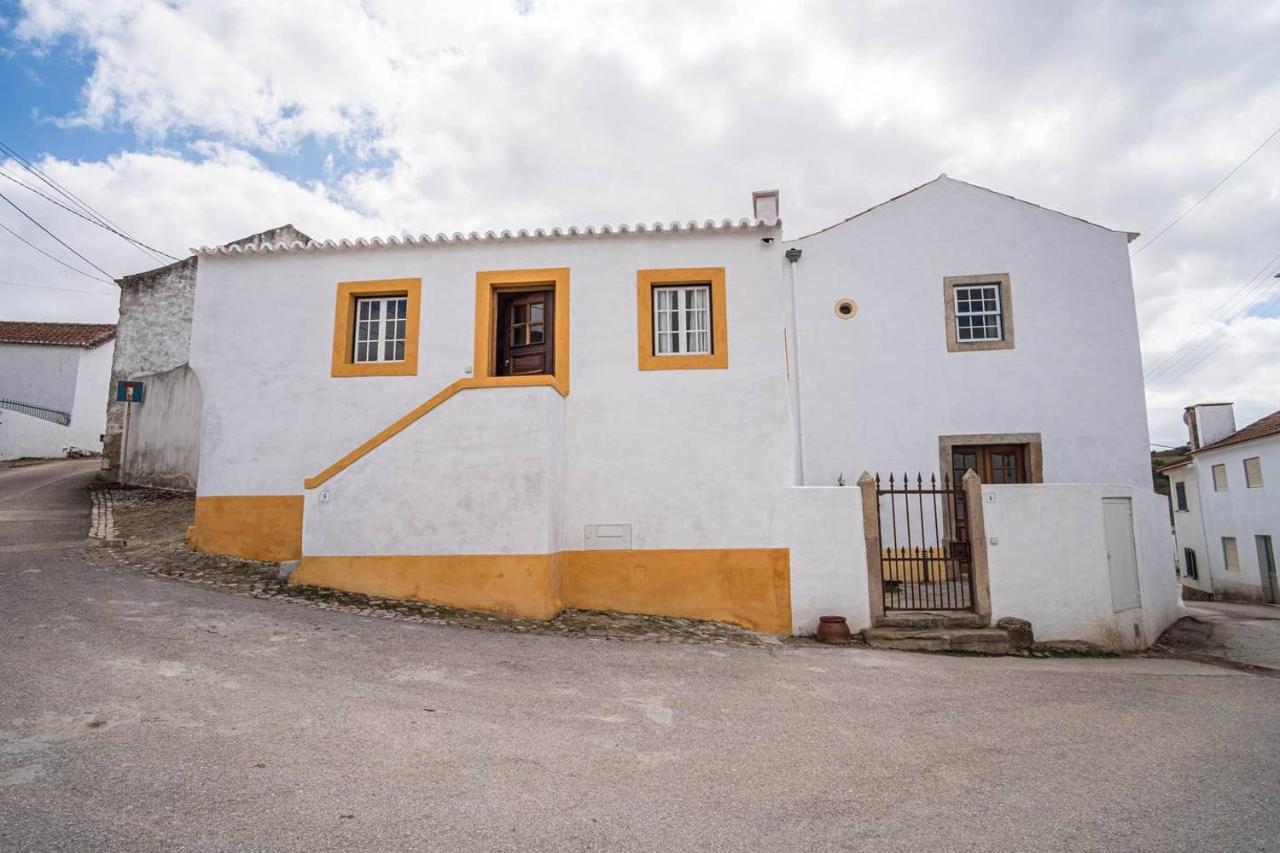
xmin=3 ymin=460 xmax=1280 ymax=852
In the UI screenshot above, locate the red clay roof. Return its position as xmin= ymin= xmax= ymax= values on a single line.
xmin=0 ymin=321 xmax=116 ymax=348
xmin=1197 ymin=408 xmax=1280 ymax=454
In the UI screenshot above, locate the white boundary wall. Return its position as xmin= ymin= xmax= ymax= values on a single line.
xmin=983 ymin=484 xmax=1181 ymax=649
xmin=0 ymin=340 xmax=113 ymax=460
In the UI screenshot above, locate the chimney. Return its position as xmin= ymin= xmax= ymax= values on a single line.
xmin=1184 ymin=402 xmax=1236 ymax=449
xmin=752 ymin=190 xmax=780 ymax=222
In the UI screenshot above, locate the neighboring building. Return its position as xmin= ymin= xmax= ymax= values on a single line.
xmin=0 ymin=322 xmax=115 ymax=461
xmin=104 ymin=225 xmax=310 ymax=489
xmin=1163 ymin=403 xmax=1279 ymax=602
xmin=175 ymin=176 xmax=1179 ymax=648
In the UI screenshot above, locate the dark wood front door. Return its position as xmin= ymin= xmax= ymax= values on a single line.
xmin=497 ymin=290 xmax=554 ymax=376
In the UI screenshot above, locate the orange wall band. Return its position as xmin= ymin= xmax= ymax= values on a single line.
xmin=291 ymin=548 xmax=792 ymax=634
xmin=190 ymin=496 xmax=303 ymax=562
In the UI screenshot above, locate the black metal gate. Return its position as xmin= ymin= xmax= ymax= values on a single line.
xmin=876 ymin=473 xmax=974 ymax=611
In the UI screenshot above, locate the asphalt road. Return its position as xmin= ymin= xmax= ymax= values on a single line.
xmin=2 ymin=460 xmax=1278 ymax=852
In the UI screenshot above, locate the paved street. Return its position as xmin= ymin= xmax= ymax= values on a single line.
xmin=2 ymin=461 xmax=1279 ymax=852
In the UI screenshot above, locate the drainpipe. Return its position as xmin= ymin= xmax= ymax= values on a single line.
xmin=785 ymin=246 xmax=805 ymax=485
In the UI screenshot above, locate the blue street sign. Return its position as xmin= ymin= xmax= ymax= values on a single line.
xmin=116 ymin=380 xmax=145 ymax=403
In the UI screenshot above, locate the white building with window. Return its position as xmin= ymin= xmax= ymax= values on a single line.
xmin=0 ymin=322 xmax=115 ymax=461
xmin=1163 ymin=403 xmax=1280 ymax=602
xmin=176 ymin=175 xmax=1180 ymax=649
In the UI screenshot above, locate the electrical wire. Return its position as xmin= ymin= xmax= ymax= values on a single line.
xmin=1131 ymin=121 xmax=1280 ymax=258
xmin=0 ymin=278 xmax=118 ymax=296
xmin=0 ymin=190 xmax=115 ymax=279
xmin=0 ymin=168 xmax=179 ymax=263
xmin=0 ymin=222 xmax=116 ymax=284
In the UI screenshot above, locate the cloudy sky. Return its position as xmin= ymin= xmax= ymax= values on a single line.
xmin=1 ymin=0 xmax=1278 ymax=446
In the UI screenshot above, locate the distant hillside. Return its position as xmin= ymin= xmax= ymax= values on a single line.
xmin=1151 ymin=446 xmax=1191 ymax=495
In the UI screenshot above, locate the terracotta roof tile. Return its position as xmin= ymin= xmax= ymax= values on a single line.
xmin=0 ymin=321 xmax=116 ymax=348
xmin=1197 ymin=408 xmax=1280 ymax=453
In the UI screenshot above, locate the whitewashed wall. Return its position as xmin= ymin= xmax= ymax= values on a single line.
xmin=0 ymin=341 xmax=112 ymax=460
xmin=1192 ymin=436 xmax=1280 ymax=600
xmin=119 ymin=364 xmax=202 ymax=490
xmin=787 ymin=177 xmax=1152 ymax=490
xmin=192 ymin=228 xmax=801 ymax=554
xmin=1167 ymin=466 xmax=1213 ymax=595
xmin=983 ymin=483 xmax=1181 ymax=649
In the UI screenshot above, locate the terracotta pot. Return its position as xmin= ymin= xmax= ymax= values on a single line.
xmin=816 ymin=615 xmax=851 ymax=644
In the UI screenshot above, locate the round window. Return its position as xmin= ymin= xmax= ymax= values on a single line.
xmin=834 ymin=298 xmax=857 ymax=319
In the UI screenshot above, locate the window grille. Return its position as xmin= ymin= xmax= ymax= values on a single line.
xmin=653 ymin=285 xmax=712 ymax=355
xmin=953 ymin=283 xmax=1003 ymax=342
xmin=353 ymin=296 xmax=408 ymax=363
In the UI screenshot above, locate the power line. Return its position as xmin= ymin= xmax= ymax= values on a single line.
xmin=1144 ymin=248 xmax=1280 ymax=379
xmin=1131 ymin=120 xmax=1280 ymax=259
xmin=0 ymin=223 xmax=116 ymax=284
xmin=1155 ymin=282 xmax=1280 ymax=386
xmin=0 ymin=190 xmax=116 ymax=280
xmin=0 ymin=168 xmax=179 ymax=263
xmin=0 ymin=139 xmax=176 ymax=265
xmin=1146 ymin=260 xmax=1280 ymax=383
xmin=0 ymin=279 xmax=118 ymax=297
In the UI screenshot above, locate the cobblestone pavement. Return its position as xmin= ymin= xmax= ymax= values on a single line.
xmin=87 ymin=485 xmax=782 ymax=647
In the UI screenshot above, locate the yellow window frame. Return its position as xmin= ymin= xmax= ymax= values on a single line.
xmin=330 ymin=278 xmax=422 ymax=377
xmin=636 ymin=267 xmax=728 ymax=370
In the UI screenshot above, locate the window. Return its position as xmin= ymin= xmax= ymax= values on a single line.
xmin=1222 ymin=536 xmax=1240 ymax=571
xmin=1244 ymin=456 xmax=1263 ymax=489
xmin=636 ymin=267 xmax=728 ymax=370
xmin=653 ymin=285 xmax=711 ymax=355
xmin=1212 ymin=463 xmax=1228 ymax=491
xmin=944 ymin=273 xmax=1014 ymax=352
xmin=331 ymin=278 xmax=421 ymax=377
xmin=954 ymin=284 xmax=1003 ymax=342
xmin=1183 ymin=547 xmax=1198 ymax=580
xmin=1174 ymin=481 xmax=1188 ymax=512
xmin=353 ymin=296 xmax=408 ymax=363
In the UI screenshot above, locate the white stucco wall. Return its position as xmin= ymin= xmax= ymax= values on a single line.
xmin=984 ymin=484 xmax=1180 ymax=649
xmin=787 ymin=177 xmax=1152 ymax=490
xmin=1167 ymin=466 xmax=1212 ymax=594
xmin=1190 ymin=437 xmax=1280 ymax=600
xmin=0 ymin=340 xmax=113 ymax=460
xmin=119 ymin=363 xmax=202 ymax=490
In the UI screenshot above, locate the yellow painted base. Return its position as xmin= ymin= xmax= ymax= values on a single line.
xmin=190 ymin=495 xmax=304 ymax=562
xmin=289 ymin=548 xmax=792 ymax=634
xmin=560 ymin=549 xmax=791 ymax=634
xmin=292 ymin=554 xmax=563 ymax=621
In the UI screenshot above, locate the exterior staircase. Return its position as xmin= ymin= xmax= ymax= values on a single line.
xmin=864 ymin=612 xmax=1033 ymax=655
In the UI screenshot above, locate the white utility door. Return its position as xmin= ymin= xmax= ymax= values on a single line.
xmin=1103 ymin=497 xmax=1141 ymax=612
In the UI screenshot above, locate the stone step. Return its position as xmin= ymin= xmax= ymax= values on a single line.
xmin=864 ymin=626 xmax=1012 ymax=655
xmin=875 ymin=610 xmax=987 ymax=629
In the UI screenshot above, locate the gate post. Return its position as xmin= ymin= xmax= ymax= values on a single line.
xmin=857 ymin=472 xmax=884 ymax=624
xmin=962 ymin=469 xmax=993 ymax=622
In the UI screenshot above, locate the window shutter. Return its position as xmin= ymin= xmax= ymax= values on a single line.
xmin=1212 ymin=464 xmax=1228 ymax=491
xmin=1244 ymin=457 xmax=1263 ymax=489
xmin=1223 ymin=537 xmax=1240 ymax=570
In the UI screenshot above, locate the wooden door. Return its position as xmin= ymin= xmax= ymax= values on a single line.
xmin=951 ymin=444 xmax=1028 ymax=485
xmin=497 ymin=290 xmax=554 ymax=376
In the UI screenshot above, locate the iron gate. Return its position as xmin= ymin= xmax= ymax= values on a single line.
xmin=875 ymin=473 xmax=974 ymax=611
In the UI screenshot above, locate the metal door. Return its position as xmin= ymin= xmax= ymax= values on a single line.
xmin=1103 ymin=497 xmax=1141 ymax=612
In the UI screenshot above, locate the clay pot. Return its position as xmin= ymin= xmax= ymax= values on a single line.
xmin=816 ymin=615 xmax=851 ymax=644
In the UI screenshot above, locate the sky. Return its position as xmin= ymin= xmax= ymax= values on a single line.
xmin=1 ymin=0 xmax=1278 ymax=447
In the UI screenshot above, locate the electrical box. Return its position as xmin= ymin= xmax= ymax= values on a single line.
xmin=584 ymin=524 xmax=632 ymax=551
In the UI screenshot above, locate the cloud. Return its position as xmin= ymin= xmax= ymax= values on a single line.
xmin=5 ymin=0 xmax=1280 ymax=443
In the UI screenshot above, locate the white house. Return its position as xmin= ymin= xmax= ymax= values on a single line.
xmin=179 ymin=176 xmax=1180 ymax=649
xmin=1163 ymin=403 xmax=1279 ymax=602
xmin=0 ymin=322 xmax=115 ymax=461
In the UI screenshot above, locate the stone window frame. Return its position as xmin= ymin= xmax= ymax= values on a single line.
xmin=944 ymin=273 xmax=1015 ymax=352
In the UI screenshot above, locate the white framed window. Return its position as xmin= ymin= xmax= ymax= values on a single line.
xmin=953 ymin=283 xmax=1003 ymax=342
xmin=1222 ymin=536 xmax=1240 ymax=571
xmin=353 ymin=295 xmax=408 ymax=363
xmin=1244 ymin=456 xmax=1263 ymax=488
xmin=653 ymin=284 xmax=712 ymax=356
xmin=1212 ymin=463 xmax=1228 ymax=492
